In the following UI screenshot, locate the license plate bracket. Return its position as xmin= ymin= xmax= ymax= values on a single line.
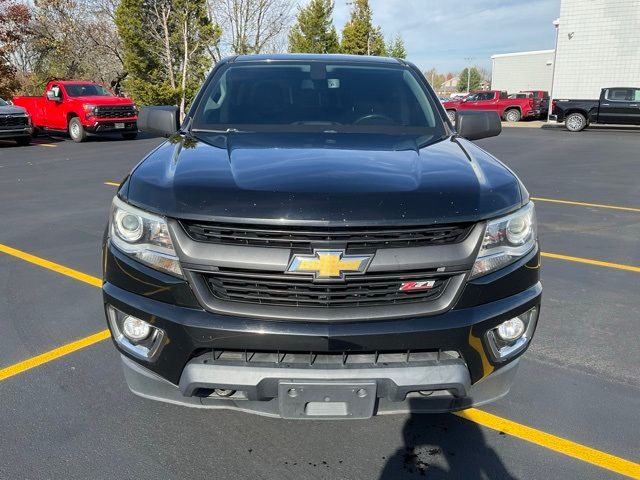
xmin=278 ymin=380 xmax=376 ymax=419
xmin=115 ymin=122 xmax=125 ymax=129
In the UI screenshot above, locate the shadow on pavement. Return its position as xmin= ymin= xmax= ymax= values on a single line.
xmin=379 ymin=403 xmax=515 ymax=479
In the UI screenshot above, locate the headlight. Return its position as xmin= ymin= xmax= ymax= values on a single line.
xmin=470 ymin=202 xmax=537 ymax=278
xmin=109 ymin=196 xmax=182 ymax=277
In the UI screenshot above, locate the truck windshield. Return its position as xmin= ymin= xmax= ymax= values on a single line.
xmin=65 ymin=84 xmax=113 ymax=97
xmin=0 ymin=98 xmax=7 ymax=106
xmin=192 ymin=61 xmax=445 ymax=136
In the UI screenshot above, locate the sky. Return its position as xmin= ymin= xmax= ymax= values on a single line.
xmin=330 ymin=0 xmax=560 ymax=73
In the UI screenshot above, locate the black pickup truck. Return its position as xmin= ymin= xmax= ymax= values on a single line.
xmin=551 ymin=87 xmax=640 ymax=131
xmin=103 ymin=54 xmax=541 ymax=419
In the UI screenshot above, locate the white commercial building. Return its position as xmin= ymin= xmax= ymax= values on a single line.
xmin=491 ymin=0 xmax=640 ymax=100
xmin=491 ymin=50 xmax=555 ymax=94
xmin=552 ymin=0 xmax=640 ymax=99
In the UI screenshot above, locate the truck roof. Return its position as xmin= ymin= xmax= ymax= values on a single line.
xmin=231 ymin=53 xmax=403 ymax=64
xmin=49 ymin=80 xmax=100 ymax=85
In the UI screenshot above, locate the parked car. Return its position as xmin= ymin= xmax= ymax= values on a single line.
xmin=13 ymin=80 xmax=138 ymax=142
xmin=443 ymin=90 xmax=540 ymax=123
xmin=102 ymin=54 xmax=540 ymax=420
xmin=551 ymin=87 xmax=640 ymax=131
xmin=0 ymin=97 xmax=32 ymax=146
xmin=520 ymin=90 xmax=549 ymax=119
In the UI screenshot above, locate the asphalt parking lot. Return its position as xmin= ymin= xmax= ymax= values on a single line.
xmin=0 ymin=127 xmax=639 ymax=479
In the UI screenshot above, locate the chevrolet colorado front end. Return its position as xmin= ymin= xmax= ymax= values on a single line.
xmin=102 ymin=54 xmax=541 ymax=419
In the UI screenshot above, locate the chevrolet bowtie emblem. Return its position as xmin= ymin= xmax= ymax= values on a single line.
xmin=287 ymin=250 xmax=372 ymax=279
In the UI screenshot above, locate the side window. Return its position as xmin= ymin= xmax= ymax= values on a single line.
xmin=606 ymin=88 xmax=633 ymax=102
xmin=634 ymin=89 xmax=640 ymax=102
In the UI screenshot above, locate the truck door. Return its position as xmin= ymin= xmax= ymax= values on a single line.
xmin=467 ymin=92 xmax=495 ymax=111
xmin=44 ymin=84 xmax=67 ymax=130
xmin=598 ymin=88 xmax=639 ymax=125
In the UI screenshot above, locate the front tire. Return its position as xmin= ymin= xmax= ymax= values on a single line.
xmin=504 ymin=109 xmax=521 ymax=122
xmin=15 ymin=136 xmax=31 ymax=146
xmin=565 ymin=112 xmax=587 ymax=132
xmin=122 ymin=132 xmax=138 ymax=140
xmin=68 ymin=117 xmax=87 ymax=143
xmin=446 ymin=110 xmax=456 ymax=123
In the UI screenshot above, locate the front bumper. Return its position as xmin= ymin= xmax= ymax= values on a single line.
xmin=0 ymin=126 xmax=32 ymax=138
xmin=102 ymin=240 xmax=541 ymax=418
xmin=86 ymin=120 xmax=137 ymax=133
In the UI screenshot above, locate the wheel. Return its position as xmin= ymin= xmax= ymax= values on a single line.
xmin=565 ymin=112 xmax=587 ymax=132
xmin=446 ymin=110 xmax=456 ymax=123
xmin=15 ymin=136 xmax=31 ymax=146
xmin=504 ymin=109 xmax=521 ymax=122
xmin=121 ymin=132 xmax=138 ymax=140
xmin=68 ymin=117 xmax=87 ymax=143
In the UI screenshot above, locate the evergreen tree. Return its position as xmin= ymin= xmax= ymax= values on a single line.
xmin=457 ymin=67 xmax=482 ymax=93
xmin=288 ymin=0 xmax=339 ymax=53
xmin=387 ymin=34 xmax=406 ymax=59
xmin=340 ymin=0 xmax=386 ymax=56
xmin=115 ymin=0 xmax=220 ymax=116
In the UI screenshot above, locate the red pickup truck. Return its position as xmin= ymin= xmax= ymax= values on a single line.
xmin=443 ymin=90 xmax=540 ymax=123
xmin=13 ymin=80 xmax=138 ymax=142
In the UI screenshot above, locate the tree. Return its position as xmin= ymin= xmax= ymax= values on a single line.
xmin=288 ymin=0 xmax=339 ymax=54
xmin=386 ymin=34 xmax=406 ymax=59
xmin=340 ymin=0 xmax=386 ymax=56
xmin=208 ymin=0 xmax=294 ymax=60
xmin=0 ymin=0 xmax=31 ymax=97
xmin=116 ymin=0 xmax=220 ymax=117
xmin=457 ymin=66 xmax=482 ymax=93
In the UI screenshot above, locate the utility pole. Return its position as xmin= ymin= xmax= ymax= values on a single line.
xmin=547 ymin=18 xmax=560 ymax=123
xmin=464 ymin=57 xmax=475 ymax=94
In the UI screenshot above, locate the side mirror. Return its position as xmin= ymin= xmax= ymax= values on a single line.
xmin=455 ymin=110 xmax=501 ymax=141
xmin=46 ymin=90 xmax=61 ymax=102
xmin=137 ymin=106 xmax=180 ymax=137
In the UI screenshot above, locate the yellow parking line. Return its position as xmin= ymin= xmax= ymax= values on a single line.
xmin=455 ymin=409 xmax=640 ymax=479
xmin=104 ymin=181 xmax=119 ymax=187
xmin=2 ymin=244 xmax=640 ymax=477
xmin=0 ymin=330 xmax=110 ymax=382
xmin=541 ymin=252 xmax=640 ymax=273
xmin=531 ymin=196 xmax=640 ymax=213
xmin=37 ymin=144 xmax=57 ymax=148
xmin=0 ymin=243 xmax=102 ymax=287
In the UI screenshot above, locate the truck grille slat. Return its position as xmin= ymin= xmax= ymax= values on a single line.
xmin=181 ymin=221 xmax=472 ymax=250
xmin=206 ymin=349 xmax=462 ymax=368
xmin=203 ymin=268 xmax=450 ymax=308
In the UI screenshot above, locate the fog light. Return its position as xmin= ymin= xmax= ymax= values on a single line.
xmin=485 ymin=307 xmax=538 ymax=362
xmin=496 ymin=317 xmax=525 ymax=342
xmin=122 ymin=315 xmax=151 ymax=341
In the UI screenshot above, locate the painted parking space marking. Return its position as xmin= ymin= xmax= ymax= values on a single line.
xmin=531 ymin=196 xmax=640 ymax=213
xmin=455 ymin=409 xmax=640 ymax=479
xmin=0 ymin=243 xmax=102 ymax=287
xmin=541 ymin=252 xmax=640 ymax=274
xmin=104 ymin=181 xmax=119 ymax=187
xmin=1 ymin=245 xmax=640 ymax=478
xmin=0 ymin=330 xmax=110 ymax=382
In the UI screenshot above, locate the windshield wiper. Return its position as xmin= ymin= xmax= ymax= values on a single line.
xmin=191 ymin=127 xmax=250 ymax=134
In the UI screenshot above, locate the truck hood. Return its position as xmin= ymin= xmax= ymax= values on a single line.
xmin=0 ymin=105 xmax=28 ymax=115
xmin=124 ymin=133 xmax=522 ymax=224
xmin=71 ymin=96 xmax=134 ymax=105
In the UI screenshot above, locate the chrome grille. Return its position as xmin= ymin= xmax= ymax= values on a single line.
xmin=203 ymin=268 xmax=450 ymax=308
xmin=181 ymin=221 xmax=473 ymax=250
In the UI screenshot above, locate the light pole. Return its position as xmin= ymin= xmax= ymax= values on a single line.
xmin=464 ymin=57 xmax=475 ymax=94
xmin=547 ymin=18 xmax=560 ymax=123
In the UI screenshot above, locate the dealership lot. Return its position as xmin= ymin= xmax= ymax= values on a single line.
xmin=0 ymin=128 xmax=638 ymax=479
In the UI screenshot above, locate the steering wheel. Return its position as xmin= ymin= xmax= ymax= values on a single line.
xmin=353 ymin=113 xmax=395 ymax=125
